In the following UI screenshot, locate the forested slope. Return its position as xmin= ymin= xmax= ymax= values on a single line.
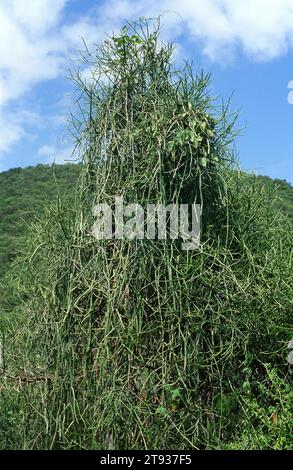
xmin=0 ymin=163 xmax=80 ymax=279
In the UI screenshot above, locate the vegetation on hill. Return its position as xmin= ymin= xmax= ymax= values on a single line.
xmin=0 ymin=19 xmax=292 ymax=450
xmin=0 ymin=163 xmax=80 ymax=280
xmin=256 ymin=175 xmax=293 ymax=223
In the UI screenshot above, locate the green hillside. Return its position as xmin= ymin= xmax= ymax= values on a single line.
xmin=0 ymin=163 xmax=80 ymax=280
xmin=256 ymin=175 xmax=293 ymax=223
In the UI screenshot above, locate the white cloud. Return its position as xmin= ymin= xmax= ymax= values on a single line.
xmin=0 ymin=107 xmax=41 ymax=153
xmin=0 ymin=113 xmax=24 ymax=153
xmin=96 ymin=0 xmax=293 ymax=62
xmin=38 ymin=144 xmax=73 ymax=165
xmin=0 ymin=1 xmax=73 ymax=159
xmin=0 ymin=0 xmax=70 ymax=105
xmin=8 ymin=0 xmax=67 ymax=36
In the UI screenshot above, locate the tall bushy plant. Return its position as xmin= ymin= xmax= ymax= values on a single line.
xmin=2 ymin=18 xmax=292 ymax=450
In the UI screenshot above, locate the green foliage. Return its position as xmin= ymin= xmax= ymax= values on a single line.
xmin=0 ymin=18 xmax=292 ymax=451
xmin=0 ymin=163 xmax=80 ymax=280
xmin=256 ymin=175 xmax=293 ymax=223
xmin=224 ymin=365 xmax=293 ymax=450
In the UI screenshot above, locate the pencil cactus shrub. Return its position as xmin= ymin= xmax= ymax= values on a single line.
xmin=74 ymin=19 xmax=236 ymax=224
xmin=6 ymin=18 xmax=292 ymax=450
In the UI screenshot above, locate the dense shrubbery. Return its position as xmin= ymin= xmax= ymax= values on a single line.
xmin=0 ymin=19 xmax=292 ymax=450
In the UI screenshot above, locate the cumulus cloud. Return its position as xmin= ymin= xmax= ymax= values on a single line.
xmin=0 ymin=113 xmax=24 ymax=153
xmin=178 ymin=0 xmax=293 ymax=61
xmin=0 ymin=0 xmax=69 ymax=159
xmin=97 ymin=0 xmax=293 ymax=62
xmin=0 ymin=0 xmax=70 ymax=105
xmin=0 ymin=108 xmax=40 ymax=153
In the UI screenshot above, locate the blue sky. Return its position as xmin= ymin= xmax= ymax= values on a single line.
xmin=0 ymin=0 xmax=293 ymax=183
